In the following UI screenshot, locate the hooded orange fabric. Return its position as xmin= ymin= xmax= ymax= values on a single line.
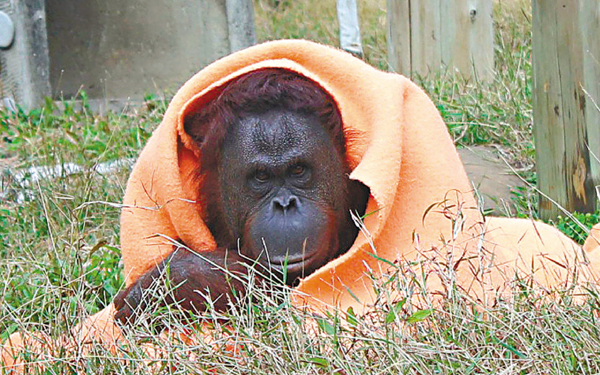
xmin=584 ymin=223 xmax=600 ymax=253
xmin=3 ymin=39 xmax=600 ymax=368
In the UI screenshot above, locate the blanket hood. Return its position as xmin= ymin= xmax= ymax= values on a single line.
xmin=120 ymin=39 xmax=484 ymax=314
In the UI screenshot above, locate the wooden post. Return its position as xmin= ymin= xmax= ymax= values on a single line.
xmin=387 ymin=0 xmax=493 ymax=81
xmin=337 ymin=0 xmax=364 ymax=56
xmin=532 ymin=1 xmax=600 ymax=219
xmin=387 ymin=0 xmax=411 ymax=76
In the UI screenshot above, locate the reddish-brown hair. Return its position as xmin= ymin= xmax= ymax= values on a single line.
xmin=184 ymin=68 xmax=346 ymax=172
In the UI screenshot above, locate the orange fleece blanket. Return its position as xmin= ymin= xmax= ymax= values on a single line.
xmin=4 ymin=39 xmax=600 ymax=367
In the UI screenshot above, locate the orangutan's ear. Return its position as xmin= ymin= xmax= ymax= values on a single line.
xmin=183 ymin=111 xmax=211 ymax=148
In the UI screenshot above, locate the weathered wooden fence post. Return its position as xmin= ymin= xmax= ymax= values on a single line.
xmin=532 ymin=1 xmax=600 ymax=219
xmin=387 ymin=0 xmax=494 ymax=81
xmin=337 ymin=0 xmax=364 ymax=56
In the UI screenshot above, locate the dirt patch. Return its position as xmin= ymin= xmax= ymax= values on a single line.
xmin=458 ymin=145 xmax=526 ymax=215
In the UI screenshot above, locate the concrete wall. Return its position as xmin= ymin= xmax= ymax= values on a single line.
xmin=0 ymin=0 xmax=255 ymax=110
xmin=46 ymin=0 xmax=254 ymax=100
xmin=0 ymin=0 xmax=50 ymax=110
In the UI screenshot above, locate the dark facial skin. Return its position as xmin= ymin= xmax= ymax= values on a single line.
xmin=219 ymin=110 xmax=353 ymax=281
xmin=114 ymin=70 xmax=370 ymax=328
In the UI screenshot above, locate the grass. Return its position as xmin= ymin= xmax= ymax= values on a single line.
xmin=2 ymin=0 xmax=600 ymax=373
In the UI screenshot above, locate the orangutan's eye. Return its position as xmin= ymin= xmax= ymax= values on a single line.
xmin=290 ymin=165 xmax=305 ymax=176
xmin=254 ymin=170 xmax=270 ymax=182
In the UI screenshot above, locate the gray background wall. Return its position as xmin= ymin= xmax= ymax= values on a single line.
xmin=47 ymin=0 xmax=232 ymax=99
xmin=0 ymin=0 xmax=255 ymax=109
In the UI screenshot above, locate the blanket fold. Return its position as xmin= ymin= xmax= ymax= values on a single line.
xmin=3 ymin=39 xmax=600 ymax=370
